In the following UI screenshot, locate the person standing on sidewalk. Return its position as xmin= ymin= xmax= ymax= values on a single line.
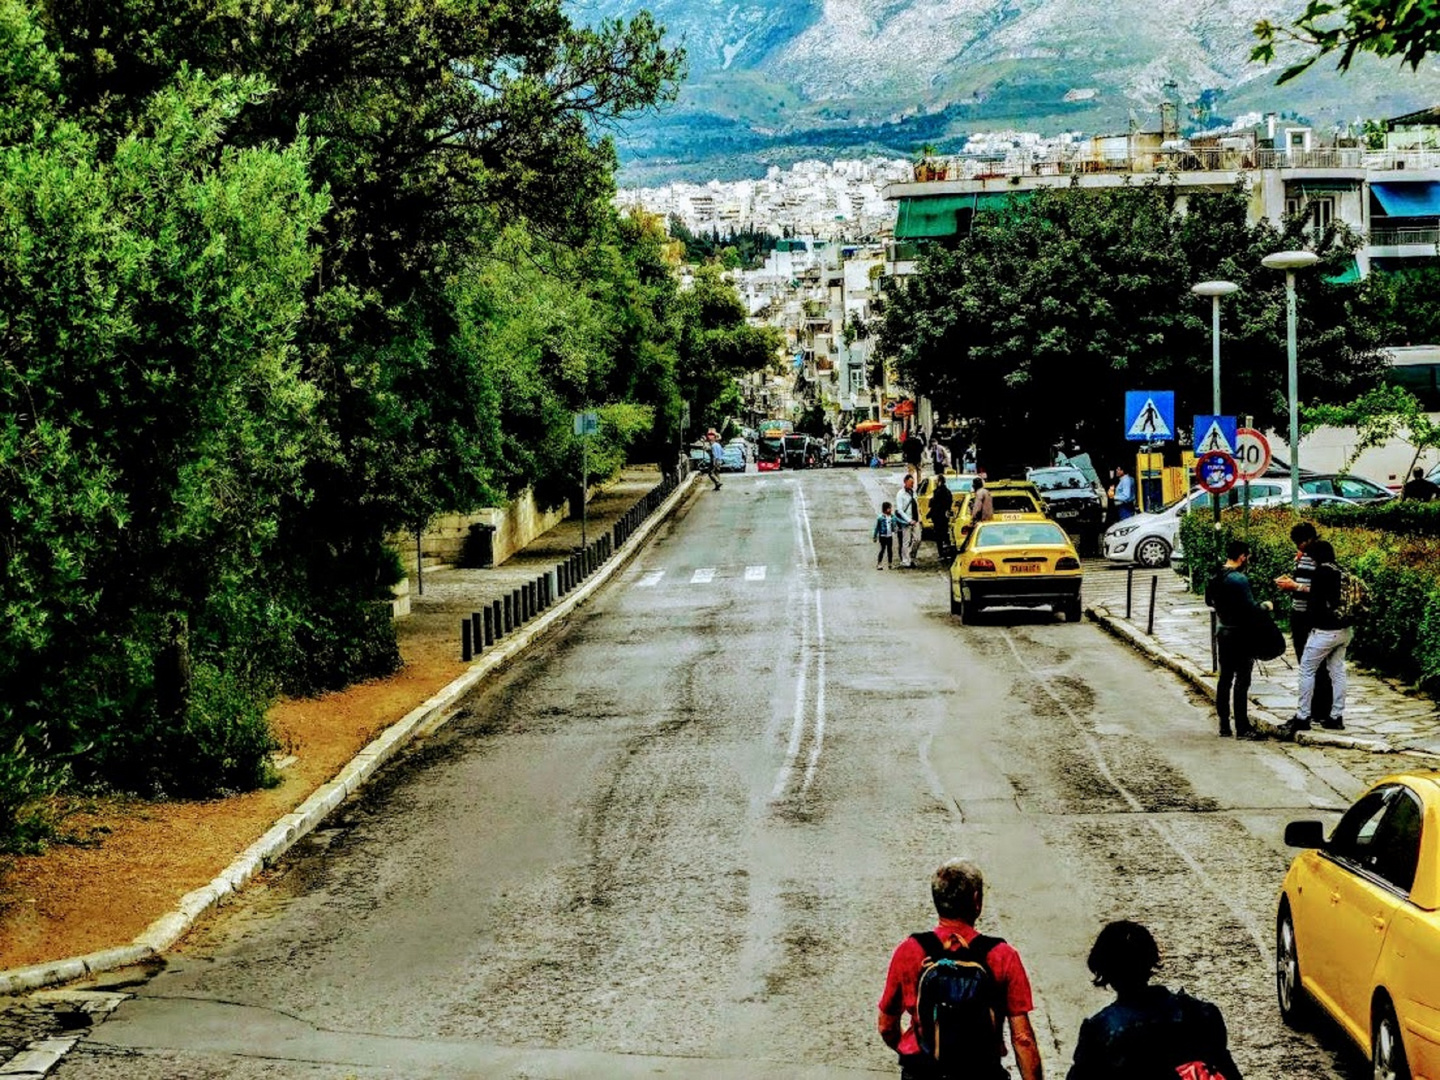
xmin=930 ymin=437 xmax=950 ymax=478
xmin=1274 ymin=523 xmax=1331 ymax=725
xmin=1205 ymin=540 xmax=1268 ymax=739
xmin=1288 ymin=540 xmax=1351 ymax=736
xmin=705 ymin=430 xmax=724 ymax=491
xmin=903 ymin=428 xmax=926 ymax=484
xmin=1111 ymin=466 xmax=1136 ymax=520
xmin=878 ymin=859 xmax=1044 ymax=1080
xmin=929 ymin=474 xmax=955 ymax=561
xmin=874 ymin=501 xmax=901 ymax=569
xmin=895 ymin=475 xmax=921 ymax=568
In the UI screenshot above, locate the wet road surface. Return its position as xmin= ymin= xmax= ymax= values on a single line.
xmin=54 ymin=468 xmax=1386 ymax=1078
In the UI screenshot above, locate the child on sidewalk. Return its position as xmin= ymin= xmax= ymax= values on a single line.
xmin=873 ymin=501 xmax=906 ymax=569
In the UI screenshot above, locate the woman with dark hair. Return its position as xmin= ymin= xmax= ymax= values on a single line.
xmin=1067 ymin=921 xmax=1242 ymax=1079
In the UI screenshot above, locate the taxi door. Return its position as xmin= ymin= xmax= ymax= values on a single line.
xmin=1315 ymin=787 xmax=1414 ymax=1045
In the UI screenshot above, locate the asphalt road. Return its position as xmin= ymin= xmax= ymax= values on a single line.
xmin=57 ymin=468 xmax=1387 ymax=1079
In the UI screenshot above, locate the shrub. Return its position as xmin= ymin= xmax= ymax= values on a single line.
xmin=0 ymin=724 xmax=68 ymax=854
xmin=1178 ymin=508 xmax=1440 ymax=693
xmin=1311 ymin=500 xmax=1440 ymax=538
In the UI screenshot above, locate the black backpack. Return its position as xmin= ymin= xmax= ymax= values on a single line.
xmin=911 ymin=932 xmax=1006 ymax=1077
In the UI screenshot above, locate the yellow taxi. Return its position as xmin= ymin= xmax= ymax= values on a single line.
xmin=948 ymin=479 xmax=1048 ymax=553
xmin=915 ymin=471 xmax=980 ymax=539
xmin=949 ymin=514 xmax=1083 ymax=623
xmin=1278 ymin=773 xmax=1440 ymax=1080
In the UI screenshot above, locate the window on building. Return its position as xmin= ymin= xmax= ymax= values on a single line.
xmin=1308 ymin=197 xmax=1335 ymax=231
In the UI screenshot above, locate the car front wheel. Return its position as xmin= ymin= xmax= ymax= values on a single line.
xmin=1134 ymin=536 xmax=1171 ymax=569
xmin=1374 ymin=999 xmax=1411 ymax=1080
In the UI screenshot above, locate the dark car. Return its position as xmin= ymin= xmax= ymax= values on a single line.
xmin=1027 ymin=465 xmax=1105 ymax=554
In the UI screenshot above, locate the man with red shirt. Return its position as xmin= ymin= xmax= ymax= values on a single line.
xmin=879 ymin=859 xmax=1044 ymax=1080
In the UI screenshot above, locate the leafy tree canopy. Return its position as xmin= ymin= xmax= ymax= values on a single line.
xmin=877 ymin=183 xmax=1388 ymax=473
xmin=1253 ymin=0 xmax=1440 ymax=82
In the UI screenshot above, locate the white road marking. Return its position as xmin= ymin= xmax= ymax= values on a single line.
xmin=771 ymin=596 xmax=811 ymax=801
xmin=637 ymin=571 xmax=665 ymax=588
xmin=690 ymin=568 xmax=715 ymax=584
xmin=801 ymin=590 xmax=826 ymax=793
xmin=745 ymin=565 xmax=767 ymax=581
xmin=772 ymin=486 xmax=828 ymax=801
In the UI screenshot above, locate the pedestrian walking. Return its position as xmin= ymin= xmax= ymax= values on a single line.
xmin=903 ymin=430 xmax=926 ymax=484
xmin=1204 ymin=540 xmax=1270 ymax=739
xmin=1066 ymin=921 xmax=1242 ymax=1080
xmin=1402 ymin=466 xmax=1439 ymax=501
xmin=706 ymin=430 xmax=724 ymax=491
xmin=1273 ymin=523 xmax=1331 ymax=727
xmin=929 ymin=474 xmax=955 ymax=561
xmin=895 ymin=475 xmax=921 ymax=567
xmin=874 ymin=501 xmax=902 ymax=569
xmin=1287 ymin=540 xmax=1354 ymax=736
xmin=970 ymin=476 xmax=994 ymax=524
xmin=930 ymin=437 xmax=950 ymax=477
xmin=1111 ymin=466 xmax=1136 ymax=520
xmin=878 ymin=859 xmax=1043 ymax=1080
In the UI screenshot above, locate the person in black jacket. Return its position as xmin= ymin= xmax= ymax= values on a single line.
xmin=1067 ymin=921 xmax=1242 ymax=1080
xmin=929 ymin=474 xmax=955 ymax=561
xmin=1205 ymin=540 xmax=1269 ymax=739
xmin=1288 ymin=539 xmax=1350 ymax=736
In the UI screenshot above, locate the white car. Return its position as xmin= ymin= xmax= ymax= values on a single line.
xmin=1102 ymin=480 xmax=1293 ymax=568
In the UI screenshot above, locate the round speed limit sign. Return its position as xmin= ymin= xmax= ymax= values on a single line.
xmin=1234 ymin=427 xmax=1272 ymax=480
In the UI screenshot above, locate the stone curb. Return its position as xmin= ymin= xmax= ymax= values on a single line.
xmin=1084 ymin=603 xmax=1428 ymax=757
xmin=0 ymin=472 xmax=699 ymax=998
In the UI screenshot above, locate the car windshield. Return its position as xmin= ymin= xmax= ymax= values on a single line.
xmin=834 ymin=440 xmax=850 ymax=453
xmin=1028 ymin=468 xmax=1088 ymax=492
xmin=992 ymin=494 xmax=1039 ymax=513
xmin=974 ymin=522 xmax=1069 ymax=547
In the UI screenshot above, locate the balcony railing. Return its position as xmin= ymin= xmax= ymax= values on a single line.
xmin=1369 ymin=226 xmax=1440 ymax=248
xmin=902 ymin=146 xmax=1372 ymax=183
xmin=1365 ymin=150 xmax=1440 ymax=171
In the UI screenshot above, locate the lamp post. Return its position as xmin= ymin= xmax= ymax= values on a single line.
xmin=1192 ymin=281 xmax=1239 ymax=525
xmin=1261 ymin=251 xmax=1320 ymax=509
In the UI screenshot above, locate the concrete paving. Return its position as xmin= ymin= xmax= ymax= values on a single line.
xmin=1085 ymin=562 xmax=1440 ymax=757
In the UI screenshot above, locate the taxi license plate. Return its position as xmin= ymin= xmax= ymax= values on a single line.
xmin=1009 ymin=563 xmax=1043 ymax=574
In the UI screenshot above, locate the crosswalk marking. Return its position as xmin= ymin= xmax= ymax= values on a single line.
xmin=745 ymin=565 xmax=767 ymax=581
xmin=690 ymin=568 xmax=716 ymax=584
xmin=637 ymin=571 xmax=665 ymax=588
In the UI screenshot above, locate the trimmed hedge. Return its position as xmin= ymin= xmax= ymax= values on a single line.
xmin=1310 ymin=500 xmax=1440 ymax=538
xmin=1178 ymin=508 xmax=1440 ymax=695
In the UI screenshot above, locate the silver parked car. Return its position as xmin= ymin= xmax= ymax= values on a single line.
xmin=1102 ymin=480 xmax=1294 ymax=568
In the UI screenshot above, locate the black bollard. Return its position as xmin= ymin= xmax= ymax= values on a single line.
xmin=1125 ymin=566 xmax=1135 ymax=620
xmin=518 ymin=585 xmax=528 ymax=622
xmin=503 ymin=592 xmax=513 ymax=632
xmin=461 ymin=619 xmax=473 ymax=662
xmin=471 ymin=611 xmax=483 ymax=653
xmin=558 ymin=560 xmax=569 ymax=594
xmin=492 ymin=598 xmax=503 ymax=638
xmin=514 ymin=586 xmax=524 ymax=622
xmin=1146 ymin=574 xmax=1159 ymax=636
xmin=483 ymin=605 xmax=494 ymax=647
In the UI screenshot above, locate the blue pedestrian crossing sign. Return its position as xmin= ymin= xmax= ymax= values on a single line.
xmin=1124 ymin=391 xmax=1175 ymax=442
xmin=1193 ymin=415 xmax=1238 ymax=456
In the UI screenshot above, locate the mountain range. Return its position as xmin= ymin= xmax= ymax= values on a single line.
xmin=589 ymin=0 xmax=1440 ymax=184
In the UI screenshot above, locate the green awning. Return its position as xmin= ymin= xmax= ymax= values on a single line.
xmin=894 ymin=196 xmax=975 ymax=239
xmin=1325 ymin=256 xmax=1362 ymax=284
xmin=894 ymin=192 xmax=1033 ymax=239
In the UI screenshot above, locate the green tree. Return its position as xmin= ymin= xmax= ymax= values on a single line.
xmin=677 ymin=264 xmax=780 ymax=433
xmin=1303 ymin=385 xmax=1440 ymax=482
xmin=1254 ymin=0 xmax=1440 ymax=81
xmin=877 ymin=183 xmax=1387 ymax=471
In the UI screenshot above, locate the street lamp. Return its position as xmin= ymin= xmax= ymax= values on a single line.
xmin=1262 ymin=251 xmax=1320 ymax=508
xmin=1191 ymin=281 xmax=1239 ymax=415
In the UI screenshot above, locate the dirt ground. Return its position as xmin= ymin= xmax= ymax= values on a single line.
xmin=0 ymin=620 xmax=465 ymax=970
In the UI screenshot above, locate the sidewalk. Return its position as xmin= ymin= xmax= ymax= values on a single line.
xmin=1085 ymin=562 xmax=1440 ymax=757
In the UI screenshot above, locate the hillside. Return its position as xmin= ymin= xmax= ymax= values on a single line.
xmin=592 ymin=0 xmax=1440 ymax=183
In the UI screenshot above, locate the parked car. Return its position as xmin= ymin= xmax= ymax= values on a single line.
xmin=719 ymin=444 xmax=747 ymax=473
xmin=1027 ymin=465 xmax=1106 ymax=554
xmin=915 ymin=471 xmax=980 ymax=539
xmin=1277 ymin=772 xmax=1440 ymax=1080
xmin=949 ymin=479 xmax=1047 ymax=552
xmin=686 ymin=443 xmax=711 ymax=471
xmin=832 ymin=438 xmax=866 ymax=466
xmin=1298 ymin=473 xmax=1395 ymax=504
xmin=950 ymin=515 xmax=1084 ymax=623
xmin=1102 ymin=480 xmax=1293 ymax=569
xmin=813 ymin=439 xmax=832 ymax=467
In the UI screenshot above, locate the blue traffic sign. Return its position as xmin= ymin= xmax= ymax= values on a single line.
xmin=1193 ymin=415 xmax=1238 ymax=456
xmin=1124 ymin=391 xmax=1175 ymax=442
